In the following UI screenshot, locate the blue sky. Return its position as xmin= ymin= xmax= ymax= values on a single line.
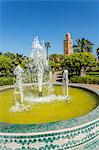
xmin=0 ymin=0 xmax=99 ymax=56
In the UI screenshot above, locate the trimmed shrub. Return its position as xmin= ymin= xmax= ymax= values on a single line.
xmin=70 ymin=75 xmax=99 ymax=84
xmin=0 ymin=77 xmax=13 ymax=86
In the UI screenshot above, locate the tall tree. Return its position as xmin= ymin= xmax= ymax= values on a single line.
xmin=96 ymin=48 xmax=99 ymax=61
xmin=45 ymin=42 xmax=51 ymax=60
xmin=62 ymin=52 xmax=96 ymax=76
xmin=73 ymin=38 xmax=93 ymax=52
xmin=49 ymin=54 xmax=65 ymax=63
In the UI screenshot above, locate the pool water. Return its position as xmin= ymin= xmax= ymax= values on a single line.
xmin=0 ymin=86 xmax=98 ymax=124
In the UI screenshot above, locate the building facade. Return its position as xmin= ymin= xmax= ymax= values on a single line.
xmin=64 ymin=32 xmax=73 ymax=55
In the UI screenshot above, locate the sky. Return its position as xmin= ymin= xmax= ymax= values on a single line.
xmin=0 ymin=0 xmax=99 ymax=56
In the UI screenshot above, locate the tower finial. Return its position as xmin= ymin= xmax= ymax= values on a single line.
xmin=66 ymin=29 xmax=70 ymax=34
xmin=67 ymin=29 xmax=69 ymax=33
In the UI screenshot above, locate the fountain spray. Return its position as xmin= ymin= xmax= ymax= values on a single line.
xmin=12 ymin=36 xmax=70 ymax=112
xmin=31 ymin=36 xmax=48 ymax=97
xmin=14 ymin=65 xmax=24 ymax=107
xmin=62 ymin=70 xmax=69 ymax=98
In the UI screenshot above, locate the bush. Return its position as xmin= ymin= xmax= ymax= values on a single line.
xmin=0 ymin=77 xmax=13 ymax=86
xmin=70 ymin=75 xmax=99 ymax=84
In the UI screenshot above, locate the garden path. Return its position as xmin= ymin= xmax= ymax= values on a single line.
xmin=52 ymin=71 xmax=99 ymax=90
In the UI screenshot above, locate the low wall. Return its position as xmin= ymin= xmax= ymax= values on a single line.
xmin=0 ymin=119 xmax=99 ymax=150
xmin=0 ymin=83 xmax=99 ymax=150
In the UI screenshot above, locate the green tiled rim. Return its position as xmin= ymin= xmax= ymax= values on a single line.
xmin=0 ymin=119 xmax=99 ymax=150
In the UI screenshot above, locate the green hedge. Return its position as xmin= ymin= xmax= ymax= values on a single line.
xmin=0 ymin=77 xmax=13 ymax=86
xmin=0 ymin=75 xmax=99 ymax=86
xmin=70 ymin=75 xmax=99 ymax=84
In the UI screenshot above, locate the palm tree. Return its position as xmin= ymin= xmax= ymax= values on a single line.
xmin=15 ymin=53 xmax=25 ymax=64
xmin=4 ymin=52 xmax=15 ymax=59
xmin=45 ymin=42 xmax=51 ymax=60
xmin=96 ymin=48 xmax=99 ymax=61
xmin=73 ymin=38 xmax=93 ymax=52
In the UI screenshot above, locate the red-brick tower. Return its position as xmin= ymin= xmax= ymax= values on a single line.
xmin=64 ymin=32 xmax=73 ymax=55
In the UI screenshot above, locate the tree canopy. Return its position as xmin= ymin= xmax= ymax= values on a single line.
xmin=73 ymin=38 xmax=94 ymax=53
xmin=0 ymin=52 xmax=28 ymax=77
xmin=61 ymin=52 xmax=97 ymax=76
xmin=96 ymin=48 xmax=99 ymax=61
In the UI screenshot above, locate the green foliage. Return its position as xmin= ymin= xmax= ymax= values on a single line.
xmin=45 ymin=42 xmax=51 ymax=48
xmin=0 ymin=52 xmax=28 ymax=77
xmin=49 ymin=54 xmax=65 ymax=71
xmin=0 ymin=48 xmax=98 ymax=86
xmin=49 ymin=60 xmax=61 ymax=72
xmin=70 ymin=75 xmax=99 ymax=84
xmin=0 ymin=52 xmax=30 ymax=86
xmin=49 ymin=54 xmax=65 ymax=63
xmin=73 ymin=38 xmax=94 ymax=52
xmin=0 ymin=77 xmax=13 ymax=86
xmin=87 ymin=71 xmax=99 ymax=76
xmin=96 ymin=47 xmax=99 ymax=61
xmin=0 ymin=55 xmax=16 ymax=76
xmin=62 ymin=52 xmax=97 ymax=76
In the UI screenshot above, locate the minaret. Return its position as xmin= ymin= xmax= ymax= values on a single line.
xmin=64 ymin=32 xmax=73 ymax=55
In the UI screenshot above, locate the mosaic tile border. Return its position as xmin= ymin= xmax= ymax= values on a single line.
xmin=0 ymin=119 xmax=99 ymax=149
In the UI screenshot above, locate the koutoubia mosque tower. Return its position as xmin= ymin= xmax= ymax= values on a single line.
xmin=64 ymin=32 xmax=73 ymax=55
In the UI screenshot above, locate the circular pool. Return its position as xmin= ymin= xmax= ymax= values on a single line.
xmin=0 ymin=85 xmax=98 ymax=124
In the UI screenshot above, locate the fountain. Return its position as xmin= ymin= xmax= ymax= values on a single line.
xmin=13 ymin=65 xmax=24 ymax=106
xmin=0 ymin=37 xmax=99 ymax=150
xmin=62 ymin=69 xmax=69 ymax=98
xmin=11 ymin=36 xmax=69 ymax=112
xmin=31 ymin=36 xmax=48 ymax=97
xmin=11 ymin=65 xmax=30 ymax=112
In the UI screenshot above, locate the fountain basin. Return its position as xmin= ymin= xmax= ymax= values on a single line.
xmin=0 ymin=84 xmax=98 ymax=124
xmin=0 ymin=83 xmax=99 ymax=149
